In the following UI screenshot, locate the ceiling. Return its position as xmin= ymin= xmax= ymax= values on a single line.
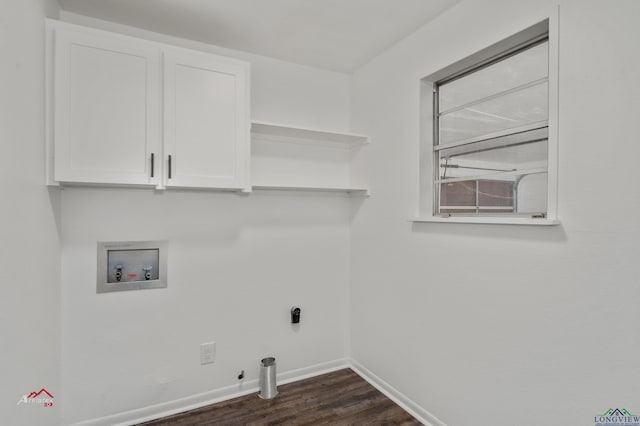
xmin=57 ymin=0 xmax=461 ymax=73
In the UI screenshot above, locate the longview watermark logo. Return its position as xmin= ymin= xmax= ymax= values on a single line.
xmin=595 ymin=408 xmax=640 ymax=426
xmin=16 ymin=388 xmax=54 ymax=408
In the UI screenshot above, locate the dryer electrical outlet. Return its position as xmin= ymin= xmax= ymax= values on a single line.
xmin=97 ymin=241 xmax=168 ymax=293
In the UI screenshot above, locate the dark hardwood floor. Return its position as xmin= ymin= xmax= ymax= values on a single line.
xmin=137 ymin=368 xmax=421 ymax=425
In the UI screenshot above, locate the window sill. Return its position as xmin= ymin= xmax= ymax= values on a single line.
xmin=411 ymin=216 xmax=561 ymax=226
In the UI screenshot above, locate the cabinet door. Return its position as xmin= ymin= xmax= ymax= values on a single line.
xmin=54 ymin=27 xmax=161 ymax=185
xmin=163 ymin=49 xmax=249 ymax=190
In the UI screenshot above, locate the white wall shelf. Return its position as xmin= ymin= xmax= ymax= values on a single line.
xmin=252 ymin=185 xmax=370 ymax=196
xmin=251 ymin=121 xmax=369 ymax=147
xmin=251 ymin=121 xmax=369 ymax=195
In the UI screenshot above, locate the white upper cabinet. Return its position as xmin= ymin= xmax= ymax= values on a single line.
xmin=163 ymin=48 xmax=250 ymax=190
xmin=52 ymin=25 xmax=161 ymax=186
xmin=48 ymin=21 xmax=250 ymax=191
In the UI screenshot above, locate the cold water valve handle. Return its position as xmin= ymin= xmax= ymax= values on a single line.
xmin=142 ymin=266 xmax=153 ymax=280
xmin=114 ymin=264 xmax=123 ymax=282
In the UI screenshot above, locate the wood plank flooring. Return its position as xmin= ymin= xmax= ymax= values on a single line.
xmin=137 ymin=368 xmax=421 ymax=425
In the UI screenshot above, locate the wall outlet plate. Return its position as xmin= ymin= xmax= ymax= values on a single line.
xmin=200 ymin=342 xmax=216 ymax=365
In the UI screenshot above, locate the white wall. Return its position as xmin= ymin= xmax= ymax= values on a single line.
xmin=61 ymin=189 xmax=350 ymax=425
xmin=350 ymin=1 xmax=640 ymax=425
xmin=0 ymin=1 xmax=61 ymax=425
xmin=56 ymin=15 xmax=352 ymax=425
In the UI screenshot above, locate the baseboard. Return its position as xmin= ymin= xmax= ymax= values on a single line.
xmin=277 ymin=358 xmax=351 ymax=386
xmin=348 ymin=359 xmax=447 ymax=426
xmin=70 ymin=358 xmax=350 ymax=426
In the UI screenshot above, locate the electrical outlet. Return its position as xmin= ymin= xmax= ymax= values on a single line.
xmin=200 ymin=342 xmax=216 ymax=365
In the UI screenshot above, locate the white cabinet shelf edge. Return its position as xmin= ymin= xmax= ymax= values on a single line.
xmin=252 ymin=185 xmax=370 ymax=196
xmin=251 ymin=121 xmax=369 ymax=147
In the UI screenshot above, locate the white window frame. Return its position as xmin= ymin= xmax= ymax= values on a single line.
xmin=414 ymin=10 xmax=560 ymax=226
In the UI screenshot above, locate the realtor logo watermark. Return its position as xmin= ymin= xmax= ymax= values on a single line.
xmin=17 ymin=388 xmax=54 ymax=408
xmin=595 ymin=408 xmax=640 ymax=426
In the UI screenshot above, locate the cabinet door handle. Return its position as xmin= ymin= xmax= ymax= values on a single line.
xmin=150 ymin=153 xmax=155 ymax=178
xmin=168 ymin=155 xmax=172 ymax=179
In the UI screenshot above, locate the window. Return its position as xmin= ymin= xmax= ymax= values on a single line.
xmin=417 ymin=17 xmax=558 ymax=224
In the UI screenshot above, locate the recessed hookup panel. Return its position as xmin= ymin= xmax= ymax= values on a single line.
xmin=97 ymin=240 xmax=168 ymax=293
